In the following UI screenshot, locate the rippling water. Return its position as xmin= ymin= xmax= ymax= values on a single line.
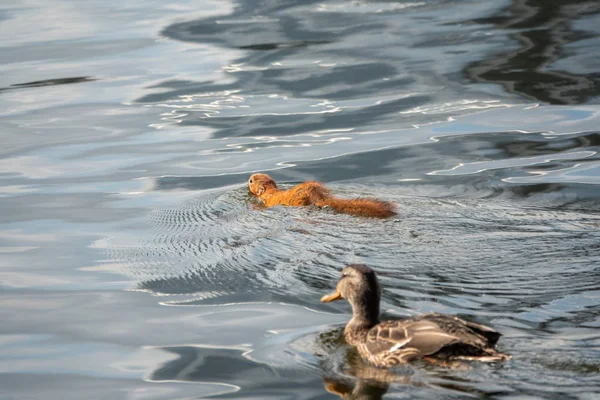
xmin=1 ymin=0 xmax=600 ymax=399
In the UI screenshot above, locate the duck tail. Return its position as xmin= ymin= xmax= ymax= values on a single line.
xmin=318 ymin=197 xmax=396 ymax=218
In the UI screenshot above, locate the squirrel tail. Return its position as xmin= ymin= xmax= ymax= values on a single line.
xmin=318 ymin=197 xmax=396 ymax=218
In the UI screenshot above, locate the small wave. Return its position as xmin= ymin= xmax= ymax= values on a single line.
xmin=98 ymin=183 xmax=600 ymax=334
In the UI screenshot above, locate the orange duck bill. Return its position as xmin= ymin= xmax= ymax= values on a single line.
xmin=320 ymin=290 xmax=343 ymax=303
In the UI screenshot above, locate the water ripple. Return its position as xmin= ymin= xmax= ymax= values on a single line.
xmin=99 ymin=184 xmax=600 ymax=334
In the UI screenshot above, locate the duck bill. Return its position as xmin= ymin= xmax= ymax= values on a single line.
xmin=320 ymin=290 xmax=343 ymax=303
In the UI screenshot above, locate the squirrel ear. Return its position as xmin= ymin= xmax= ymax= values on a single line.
xmin=257 ymin=186 xmax=265 ymax=196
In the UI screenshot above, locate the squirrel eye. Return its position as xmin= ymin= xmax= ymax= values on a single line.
xmin=249 ymin=179 xmax=253 ymax=183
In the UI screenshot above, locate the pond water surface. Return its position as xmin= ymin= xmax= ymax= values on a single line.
xmin=1 ymin=0 xmax=600 ymax=399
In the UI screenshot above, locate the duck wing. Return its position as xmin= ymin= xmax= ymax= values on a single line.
xmin=361 ymin=314 xmax=507 ymax=366
xmin=419 ymin=313 xmax=501 ymax=347
xmin=362 ymin=318 xmax=461 ymax=363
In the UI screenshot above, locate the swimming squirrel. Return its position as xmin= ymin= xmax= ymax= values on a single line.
xmin=248 ymin=173 xmax=396 ymax=218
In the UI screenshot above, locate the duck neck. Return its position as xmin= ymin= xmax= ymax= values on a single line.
xmin=349 ymin=301 xmax=380 ymax=327
xmin=345 ymin=298 xmax=380 ymax=344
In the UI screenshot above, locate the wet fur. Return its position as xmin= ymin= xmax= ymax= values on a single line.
xmin=248 ymin=173 xmax=396 ymax=218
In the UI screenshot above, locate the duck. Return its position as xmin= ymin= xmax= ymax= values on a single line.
xmin=321 ymin=264 xmax=510 ymax=367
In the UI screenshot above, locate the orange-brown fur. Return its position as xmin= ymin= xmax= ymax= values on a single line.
xmin=248 ymin=173 xmax=396 ymax=218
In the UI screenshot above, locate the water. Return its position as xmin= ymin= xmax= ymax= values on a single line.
xmin=1 ymin=0 xmax=600 ymax=399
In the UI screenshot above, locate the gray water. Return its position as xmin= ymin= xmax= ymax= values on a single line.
xmin=1 ymin=0 xmax=600 ymax=399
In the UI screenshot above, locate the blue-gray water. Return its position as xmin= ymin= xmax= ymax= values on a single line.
xmin=1 ymin=0 xmax=600 ymax=399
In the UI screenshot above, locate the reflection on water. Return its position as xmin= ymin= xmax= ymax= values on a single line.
xmin=467 ymin=0 xmax=600 ymax=104
xmin=96 ymin=181 xmax=600 ymax=397
xmin=324 ymin=377 xmax=389 ymax=400
xmin=1 ymin=0 xmax=600 ymax=399
xmin=150 ymin=0 xmax=510 ymax=138
xmin=0 ymin=76 xmax=97 ymax=92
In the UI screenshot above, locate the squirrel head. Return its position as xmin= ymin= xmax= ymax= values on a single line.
xmin=248 ymin=173 xmax=277 ymax=196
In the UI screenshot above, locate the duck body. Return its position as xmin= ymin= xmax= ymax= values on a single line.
xmin=322 ymin=265 xmax=510 ymax=367
xmin=351 ymin=312 xmax=507 ymax=366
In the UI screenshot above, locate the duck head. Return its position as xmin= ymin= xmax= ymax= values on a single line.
xmin=321 ymin=264 xmax=381 ymax=325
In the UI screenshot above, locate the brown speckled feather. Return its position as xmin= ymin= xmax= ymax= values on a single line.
xmin=357 ymin=314 xmax=503 ymax=366
xmin=321 ymin=265 xmax=510 ymax=367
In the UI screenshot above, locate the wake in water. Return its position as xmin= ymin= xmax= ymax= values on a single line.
xmin=97 ymin=183 xmax=600 ymax=316
xmin=94 ymin=182 xmax=600 ymax=397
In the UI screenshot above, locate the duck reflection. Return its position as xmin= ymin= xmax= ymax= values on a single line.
xmin=317 ymin=327 xmax=414 ymax=399
xmin=319 ymin=345 xmax=423 ymax=400
xmin=323 ymin=376 xmax=388 ymax=400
